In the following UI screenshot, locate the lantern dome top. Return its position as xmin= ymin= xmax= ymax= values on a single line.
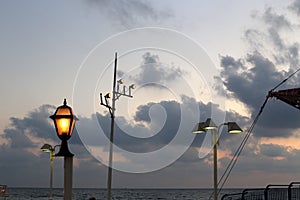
xmin=51 ymin=99 xmax=75 ymax=117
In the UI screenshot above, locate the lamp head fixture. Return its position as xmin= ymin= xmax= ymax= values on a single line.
xmin=105 ymin=93 xmax=112 ymax=99
xmin=129 ymin=84 xmax=136 ymax=89
xmin=227 ymin=122 xmax=243 ymax=134
xmin=41 ymin=144 xmax=53 ymax=152
xmin=192 ymin=122 xmax=206 ymax=134
xmin=203 ymin=118 xmax=217 ymax=130
xmin=118 ymin=79 xmax=124 ymax=84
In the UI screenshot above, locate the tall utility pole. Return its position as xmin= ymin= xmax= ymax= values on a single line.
xmin=106 ymin=52 xmax=117 ymax=200
xmin=100 ymin=53 xmax=135 ymax=200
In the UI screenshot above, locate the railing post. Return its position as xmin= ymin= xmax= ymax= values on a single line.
xmin=287 ymin=182 xmax=300 ymax=200
xmin=241 ymin=189 xmax=248 ymax=200
xmin=288 ymin=182 xmax=292 ymax=200
xmin=264 ymin=186 xmax=269 ymax=200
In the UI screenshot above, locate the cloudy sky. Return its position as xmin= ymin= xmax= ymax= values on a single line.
xmin=1 ymin=0 xmax=300 ymax=189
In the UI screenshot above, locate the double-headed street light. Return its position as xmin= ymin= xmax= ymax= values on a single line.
xmin=193 ymin=118 xmax=243 ymax=200
xmin=50 ymin=99 xmax=77 ymax=200
xmin=100 ymin=53 xmax=135 ymax=200
xmin=41 ymin=144 xmax=60 ymax=200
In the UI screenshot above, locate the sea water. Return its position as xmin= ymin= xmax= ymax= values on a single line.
xmin=3 ymin=188 xmax=243 ymax=199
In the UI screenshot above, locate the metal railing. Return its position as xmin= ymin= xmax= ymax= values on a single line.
xmin=221 ymin=181 xmax=300 ymax=200
xmin=264 ymin=184 xmax=289 ymax=199
xmin=221 ymin=192 xmax=243 ymax=200
xmin=242 ymin=188 xmax=265 ymax=200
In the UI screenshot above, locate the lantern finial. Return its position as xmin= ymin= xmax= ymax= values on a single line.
xmin=63 ymin=98 xmax=67 ymax=106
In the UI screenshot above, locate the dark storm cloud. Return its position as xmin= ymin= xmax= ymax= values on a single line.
xmin=250 ymin=7 xmax=291 ymax=52
xmin=134 ymin=99 xmax=180 ymax=123
xmin=127 ymin=99 xmax=182 ymax=151
xmin=130 ymin=52 xmax=186 ymax=86
xmin=225 ymin=142 xmax=300 ymax=174
xmin=220 ymin=53 xmax=284 ymax=111
xmin=264 ymin=7 xmax=300 ymax=67
xmin=263 ymin=7 xmax=291 ymax=30
xmin=259 ymin=143 xmax=287 ymax=157
xmin=0 ymin=101 xmax=180 ymax=186
xmin=219 ymin=4 xmax=300 ymax=138
xmin=0 ymin=104 xmax=107 ymax=187
xmin=3 ymin=105 xmax=56 ymax=149
xmin=219 ymin=53 xmax=300 ymax=137
xmin=288 ymin=43 xmax=300 ymax=69
xmin=289 ymin=0 xmax=300 ymax=16
xmin=97 ymin=97 xmax=187 ymax=153
xmin=0 ymin=146 xmax=52 ymax=187
xmin=6 ymin=105 xmax=56 ymax=140
xmin=117 ymin=70 xmax=125 ymax=77
xmin=86 ymin=0 xmax=171 ymax=29
xmin=209 ymin=4 xmax=300 ymax=185
xmin=132 ymin=95 xmax=250 ymax=154
xmin=1 ymin=99 xmax=300 ymax=187
xmin=1 ymin=104 xmax=88 ymax=150
xmin=245 ymin=6 xmax=300 ymax=68
xmin=262 ymin=8 xmax=298 ymax=66
xmin=0 ymin=105 xmax=59 ymax=186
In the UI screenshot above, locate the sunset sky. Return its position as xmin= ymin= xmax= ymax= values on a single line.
xmin=1 ymin=0 xmax=300 ymax=189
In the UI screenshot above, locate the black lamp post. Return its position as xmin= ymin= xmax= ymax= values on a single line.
xmin=50 ymin=99 xmax=77 ymax=200
xmin=41 ymin=144 xmax=60 ymax=200
xmin=192 ymin=118 xmax=243 ymax=200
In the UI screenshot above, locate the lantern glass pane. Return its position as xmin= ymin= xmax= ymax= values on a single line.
xmin=69 ymin=119 xmax=75 ymax=136
xmin=56 ymin=118 xmax=71 ymax=135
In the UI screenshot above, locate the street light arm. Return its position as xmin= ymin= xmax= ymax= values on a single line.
xmin=100 ymin=93 xmax=111 ymax=108
xmin=105 ymin=96 xmax=110 ymax=108
xmin=100 ymin=93 xmax=113 ymax=116
xmin=216 ymin=123 xmax=227 ymax=146
xmin=100 ymin=93 xmax=104 ymax=105
xmin=53 ymin=144 xmax=61 ymax=152
xmin=50 ymin=144 xmax=61 ymax=161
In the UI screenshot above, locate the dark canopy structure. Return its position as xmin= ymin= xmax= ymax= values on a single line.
xmin=268 ymin=88 xmax=300 ymax=110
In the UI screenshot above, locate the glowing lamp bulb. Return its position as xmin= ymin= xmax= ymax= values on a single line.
xmin=59 ymin=119 xmax=69 ymax=133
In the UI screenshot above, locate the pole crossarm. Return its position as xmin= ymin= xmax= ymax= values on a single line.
xmin=114 ymin=91 xmax=133 ymax=99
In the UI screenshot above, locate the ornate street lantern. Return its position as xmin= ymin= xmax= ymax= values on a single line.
xmin=50 ymin=99 xmax=77 ymax=157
